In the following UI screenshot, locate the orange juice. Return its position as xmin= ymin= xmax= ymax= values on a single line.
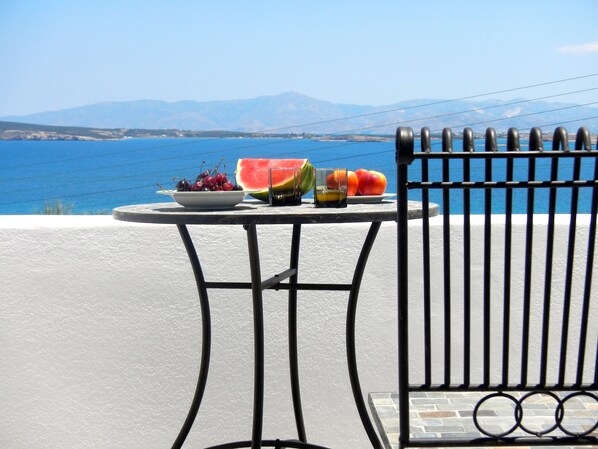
xmin=314 ymin=188 xmax=347 ymax=208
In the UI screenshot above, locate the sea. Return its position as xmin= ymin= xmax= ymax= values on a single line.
xmin=0 ymin=137 xmax=595 ymax=215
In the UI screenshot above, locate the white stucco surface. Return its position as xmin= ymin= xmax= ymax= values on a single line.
xmin=0 ymin=214 xmax=595 ymax=448
xmin=1 ymin=215 xmax=398 ymax=449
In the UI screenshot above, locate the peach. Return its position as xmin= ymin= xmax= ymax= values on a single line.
xmin=355 ymin=168 xmax=387 ymax=195
xmin=347 ymin=170 xmax=359 ymax=196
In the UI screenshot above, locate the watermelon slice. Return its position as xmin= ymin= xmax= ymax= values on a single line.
xmin=236 ymin=158 xmax=315 ymax=202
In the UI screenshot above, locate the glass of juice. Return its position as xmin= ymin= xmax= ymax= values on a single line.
xmin=269 ymin=167 xmax=302 ymax=206
xmin=314 ymin=168 xmax=348 ymax=208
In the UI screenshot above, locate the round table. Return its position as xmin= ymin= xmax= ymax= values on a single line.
xmin=113 ymin=199 xmax=435 ymax=449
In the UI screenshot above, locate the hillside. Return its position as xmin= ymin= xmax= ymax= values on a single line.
xmin=2 ymin=91 xmax=597 ymax=136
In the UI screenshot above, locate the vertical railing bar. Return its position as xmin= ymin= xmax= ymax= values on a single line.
xmin=577 ymin=130 xmax=597 ymax=386
xmin=483 ymin=128 xmax=496 ymax=387
xmin=441 ymin=128 xmax=453 ymax=387
xmin=396 ymin=127 xmax=414 ymax=449
xmin=421 ymin=127 xmax=433 ymax=388
xmin=539 ymin=127 xmax=566 ymax=387
xmin=558 ymin=130 xmax=584 ymax=386
xmin=393 ymin=125 xmax=598 ymax=448
xmin=520 ymin=128 xmax=542 ymax=387
xmin=462 ymin=128 xmax=473 ymax=387
xmin=502 ymin=128 xmax=518 ymax=387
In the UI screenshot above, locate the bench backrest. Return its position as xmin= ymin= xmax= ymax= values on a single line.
xmin=396 ymin=126 xmax=598 ymax=447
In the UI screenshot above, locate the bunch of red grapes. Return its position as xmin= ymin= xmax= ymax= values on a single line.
xmin=175 ymin=161 xmax=243 ymax=192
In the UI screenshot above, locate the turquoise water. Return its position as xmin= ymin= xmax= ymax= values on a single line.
xmin=0 ymin=138 xmax=395 ymax=214
xmin=0 ymin=137 xmax=595 ymax=214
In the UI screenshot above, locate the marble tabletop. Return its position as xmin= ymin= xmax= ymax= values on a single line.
xmin=112 ymin=199 xmax=437 ymax=226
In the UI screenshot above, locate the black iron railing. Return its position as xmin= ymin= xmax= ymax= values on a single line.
xmin=395 ymin=126 xmax=598 ymax=448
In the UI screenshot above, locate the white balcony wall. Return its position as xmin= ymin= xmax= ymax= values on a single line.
xmin=0 ymin=214 xmax=595 ymax=449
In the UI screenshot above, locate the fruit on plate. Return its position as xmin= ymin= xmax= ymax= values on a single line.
xmin=169 ymin=160 xmax=243 ymax=192
xmin=347 ymin=170 xmax=359 ymax=196
xmin=236 ymin=158 xmax=315 ymax=202
xmin=325 ymin=169 xmax=348 ymax=189
xmin=355 ymin=169 xmax=387 ymax=196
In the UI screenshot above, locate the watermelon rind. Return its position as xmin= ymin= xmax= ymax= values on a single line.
xmin=236 ymin=159 xmax=315 ymax=202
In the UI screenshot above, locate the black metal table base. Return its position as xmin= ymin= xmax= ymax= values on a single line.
xmin=206 ymin=438 xmax=332 ymax=449
xmin=171 ymin=222 xmax=384 ymax=449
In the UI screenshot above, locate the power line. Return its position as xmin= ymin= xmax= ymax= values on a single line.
xmin=312 ymin=88 xmax=598 ymax=136
xmin=1 ymin=99 xmax=596 ymax=193
xmin=5 ymin=112 xmax=596 ymax=209
xmin=5 ymin=96 xmax=598 ymax=175
xmin=226 ymin=73 xmax=598 ymax=134
xmin=2 ymin=73 xmax=597 ymax=172
xmin=2 ymin=83 xmax=597 ymax=181
xmin=2 ymin=74 xmax=598 ymax=210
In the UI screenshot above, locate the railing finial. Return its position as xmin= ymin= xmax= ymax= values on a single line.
xmin=507 ymin=128 xmax=520 ymax=152
xmin=442 ymin=128 xmax=453 ymax=153
xmin=529 ymin=127 xmax=544 ymax=152
xmin=575 ymin=127 xmax=592 ymax=151
xmin=485 ymin=128 xmax=497 ymax=152
xmin=421 ymin=127 xmax=431 ymax=153
xmin=552 ymin=126 xmax=570 ymax=152
xmin=396 ymin=127 xmax=414 ymax=165
xmin=463 ymin=127 xmax=475 ymax=152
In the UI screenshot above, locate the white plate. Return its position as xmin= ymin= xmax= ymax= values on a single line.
xmin=157 ymin=190 xmax=254 ymax=209
xmin=346 ymin=193 xmax=396 ymax=204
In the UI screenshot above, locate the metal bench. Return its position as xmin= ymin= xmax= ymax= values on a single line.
xmin=391 ymin=126 xmax=598 ymax=448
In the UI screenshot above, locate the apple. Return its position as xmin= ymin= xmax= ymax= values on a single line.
xmin=355 ymin=169 xmax=387 ymax=196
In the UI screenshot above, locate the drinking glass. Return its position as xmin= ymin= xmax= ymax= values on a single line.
xmin=268 ymin=167 xmax=302 ymax=206
xmin=314 ymin=168 xmax=348 ymax=208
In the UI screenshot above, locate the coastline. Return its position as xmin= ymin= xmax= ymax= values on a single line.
xmin=0 ymin=121 xmax=593 ymax=143
xmin=0 ymin=121 xmax=393 ymax=142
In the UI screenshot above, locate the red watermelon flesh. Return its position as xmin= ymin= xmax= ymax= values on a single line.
xmin=236 ymin=158 xmax=315 ymax=201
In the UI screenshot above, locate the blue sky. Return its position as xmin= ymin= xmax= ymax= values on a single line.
xmin=1 ymin=0 xmax=597 ymax=116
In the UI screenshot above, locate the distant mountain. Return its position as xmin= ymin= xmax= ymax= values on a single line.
xmin=2 ymin=91 xmax=597 ymax=134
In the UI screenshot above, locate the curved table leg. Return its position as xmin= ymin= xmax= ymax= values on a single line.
xmin=172 ymin=224 xmax=212 ymax=449
xmin=288 ymin=224 xmax=307 ymax=442
xmin=173 ymin=222 xmax=380 ymax=449
xmin=244 ymin=224 xmax=265 ymax=449
xmin=346 ymin=222 xmax=384 ymax=449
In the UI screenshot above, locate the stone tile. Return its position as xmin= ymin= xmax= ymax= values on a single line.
xmin=408 ymin=391 xmax=430 ymax=398
xmin=375 ymin=405 xmax=398 ymax=415
xmin=420 ymin=419 xmax=446 ymax=427
xmin=368 ymin=391 xmax=598 ymax=449
xmin=410 ymin=398 xmax=450 ymax=405
xmin=459 ymin=409 xmax=496 ymax=417
xmin=371 ymin=397 xmax=395 ymax=406
xmin=423 ymin=425 xmax=465 ymax=433
xmin=409 ymin=404 xmax=436 ymax=411
xmin=418 ymin=410 xmax=457 ymax=419
xmin=421 ymin=391 xmax=448 ymax=399
xmin=447 ymin=396 xmax=487 ymax=405
xmin=436 ymin=403 xmax=474 ymax=411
